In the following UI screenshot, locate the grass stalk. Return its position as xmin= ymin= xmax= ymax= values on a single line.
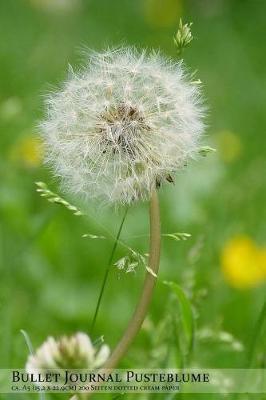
xmin=90 ymin=207 xmax=129 ymax=334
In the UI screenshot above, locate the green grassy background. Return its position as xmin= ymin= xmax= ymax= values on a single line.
xmin=0 ymin=0 xmax=265 ymax=399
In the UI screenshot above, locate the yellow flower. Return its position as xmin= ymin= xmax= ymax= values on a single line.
xmin=10 ymin=135 xmax=43 ymax=168
xmin=221 ymin=236 xmax=266 ymax=289
xmin=214 ymin=130 xmax=242 ymax=163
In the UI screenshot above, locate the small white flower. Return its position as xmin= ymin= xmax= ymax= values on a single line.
xmin=41 ymin=47 xmax=205 ymax=204
xmin=26 ymin=332 xmax=110 ymax=373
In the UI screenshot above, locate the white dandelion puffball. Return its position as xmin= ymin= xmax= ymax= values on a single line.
xmin=26 ymin=332 xmax=110 ymax=372
xmin=42 ymin=47 xmax=205 ymax=204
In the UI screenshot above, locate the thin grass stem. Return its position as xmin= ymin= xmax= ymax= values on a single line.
xmin=90 ymin=207 xmax=129 ymax=334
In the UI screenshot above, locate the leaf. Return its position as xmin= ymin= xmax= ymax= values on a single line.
xmin=163 ymin=281 xmax=194 ymax=354
xmin=162 ymin=232 xmax=191 ymax=241
xmin=35 ymin=181 xmax=83 ymax=216
xmin=20 ymin=329 xmax=34 ymax=355
xmin=247 ymin=301 xmax=266 ymax=367
xmin=82 ymin=233 xmax=106 ymax=239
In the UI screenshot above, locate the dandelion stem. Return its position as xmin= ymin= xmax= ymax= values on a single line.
xmin=104 ymin=190 xmax=161 ymax=368
xmin=90 ymin=207 xmax=129 ymax=334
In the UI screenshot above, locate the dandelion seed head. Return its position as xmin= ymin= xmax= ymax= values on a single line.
xmin=41 ymin=47 xmax=205 ymax=204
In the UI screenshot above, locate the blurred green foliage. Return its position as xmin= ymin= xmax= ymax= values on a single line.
xmin=0 ymin=1 xmax=265 ymax=399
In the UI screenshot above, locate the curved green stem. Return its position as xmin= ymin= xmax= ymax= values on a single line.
xmin=103 ymin=190 xmax=161 ymax=368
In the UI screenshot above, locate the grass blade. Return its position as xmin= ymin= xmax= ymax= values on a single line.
xmin=20 ymin=330 xmax=45 ymax=400
xmin=163 ymin=281 xmax=195 ymax=355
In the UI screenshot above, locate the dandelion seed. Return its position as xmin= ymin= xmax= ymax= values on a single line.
xmin=41 ymin=47 xmax=205 ymax=205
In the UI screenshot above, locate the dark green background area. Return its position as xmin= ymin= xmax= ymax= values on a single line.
xmin=0 ymin=1 xmax=265 ymax=399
